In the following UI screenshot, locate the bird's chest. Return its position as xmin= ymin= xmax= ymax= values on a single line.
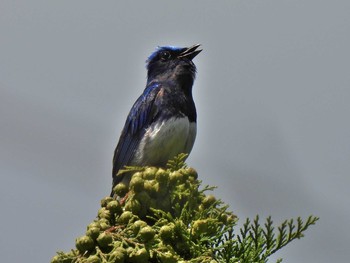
xmin=134 ymin=117 xmax=196 ymax=166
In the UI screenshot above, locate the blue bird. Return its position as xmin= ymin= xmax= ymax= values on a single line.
xmin=111 ymin=44 xmax=202 ymax=196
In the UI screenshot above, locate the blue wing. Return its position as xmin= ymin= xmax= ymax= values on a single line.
xmin=112 ymin=83 xmax=162 ymax=186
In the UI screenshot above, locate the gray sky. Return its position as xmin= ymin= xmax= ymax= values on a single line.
xmin=1 ymin=1 xmax=349 ymax=262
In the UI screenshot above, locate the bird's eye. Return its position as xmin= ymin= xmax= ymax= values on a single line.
xmin=160 ymin=51 xmax=171 ymax=61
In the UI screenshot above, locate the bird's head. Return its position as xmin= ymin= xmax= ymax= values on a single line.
xmin=146 ymin=44 xmax=202 ymax=86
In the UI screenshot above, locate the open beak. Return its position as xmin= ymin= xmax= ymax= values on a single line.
xmin=178 ymin=44 xmax=202 ymax=60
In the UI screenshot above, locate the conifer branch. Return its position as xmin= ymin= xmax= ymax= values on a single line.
xmin=52 ymin=155 xmax=318 ymax=263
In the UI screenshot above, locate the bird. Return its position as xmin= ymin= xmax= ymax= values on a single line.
xmin=111 ymin=44 xmax=202 ymax=197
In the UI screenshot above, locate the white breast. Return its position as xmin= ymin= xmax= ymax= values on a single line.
xmin=133 ymin=117 xmax=196 ymax=166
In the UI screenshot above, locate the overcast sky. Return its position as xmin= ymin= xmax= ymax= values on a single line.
xmin=1 ymin=1 xmax=349 ymax=262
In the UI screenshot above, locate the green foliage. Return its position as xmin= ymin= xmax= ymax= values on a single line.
xmin=217 ymin=215 xmax=318 ymax=263
xmin=166 ymin=153 xmax=189 ymax=171
xmin=52 ymin=155 xmax=318 ymax=263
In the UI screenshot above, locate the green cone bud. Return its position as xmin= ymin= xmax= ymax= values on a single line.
xmin=202 ymin=194 xmax=217 ymax=208
xmin=178 ymin=168 xmax=190 ymax=181
xmin=98 ymin=207 xmax=111 ymax=220
xmin=139 ymin=226 xmax=155 ymax=242
xmin=75 ymin=235 xmax=94 ymax=253
xmin=98 ymin=218 xmax=111 ymax=230
xmin=144 ymin=179 xmax=158 ymax=198
xmin=191 ymin=219 xmax=208 ymax=236
xmin=155 ymin=168 xmax=168 ymax=184
xmin=191 ymin=219 xmax=217 ymax=237
xmin=97 ymin=232 xmax=113 ymax=247
xmin=129 ymin=247 xmax=149 ymax=263
xmin=117 ymin=211 xmax=134 ymax=225
xmin=124 ymin=197 xmax=141 ymax=215
xmin=185 ymin=167 xmax=198 ymax=179
xmin=86 ymin=226 xmax=100 ymax=240
xmin=113 ymin=183 xmax=128 ymax=197
xmin=107 ymin=200 xmax=122 ymax=215
xmin=129 ymin=176 xmax=144 ymax=193
xmin=169 ymin=171 xmax=183 ymax=184
xmin=143 ymin=167 xmax=158 ymax=179
xmin=132 ymin=220 xmax=148 ymax=235
xmin=100 ymin=196 xmax=114 ymax=208
xmin=87 ymin=221 xmax=101 ymax=230
xmin=159 ymin=223 xmax=175 ymax=242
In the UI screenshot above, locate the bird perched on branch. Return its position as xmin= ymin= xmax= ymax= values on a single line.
xmin=111 ymin=44 xmax=202 ymax=196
